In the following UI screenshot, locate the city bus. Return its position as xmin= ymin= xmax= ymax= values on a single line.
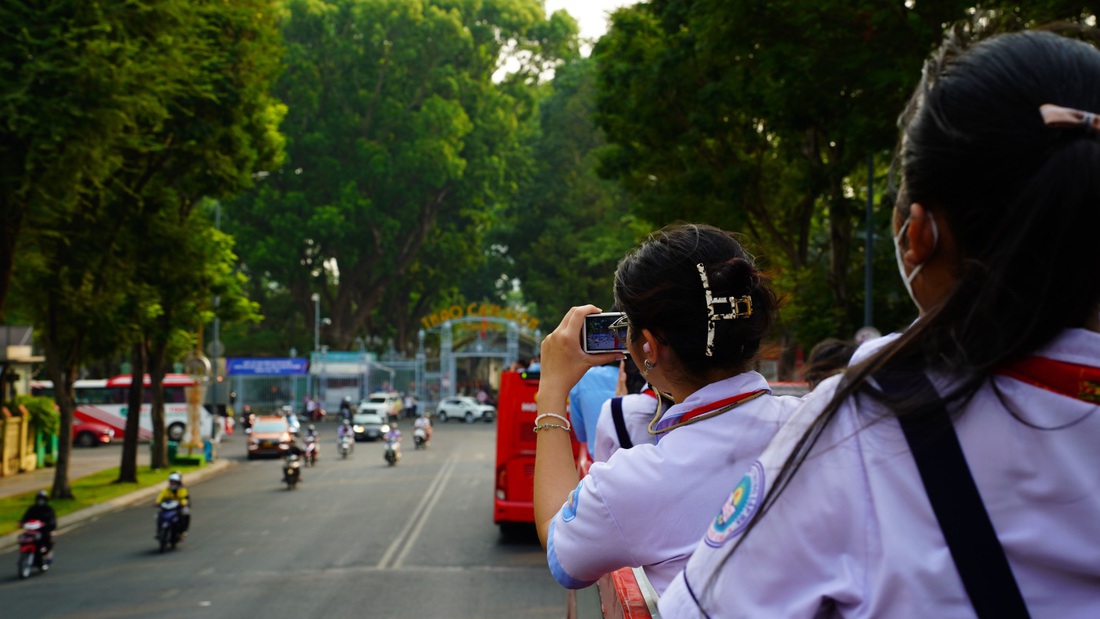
xmin=30 ymin=374 xmax=213 ymax=443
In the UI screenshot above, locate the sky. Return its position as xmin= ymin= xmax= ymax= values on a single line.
xmin=545 ymin=0 xmax=638 ymax=45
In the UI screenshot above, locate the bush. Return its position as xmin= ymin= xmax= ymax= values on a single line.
xmin=172 ymin=455 xmax=205 ymax=467
xmin=15 ymin=395 xmax=59 ymax=435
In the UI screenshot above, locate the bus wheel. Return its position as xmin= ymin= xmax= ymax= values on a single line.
xmin=167 ymin=423 xmax=185 ymax=442
xmin=75 ymin=432 xmax=97 ymax=448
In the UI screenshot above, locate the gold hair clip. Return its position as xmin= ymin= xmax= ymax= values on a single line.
xmin=1040 ymin=103 xmax=1100 ymax=133
xmin=697 ymin=263 xmax=753 ymax=357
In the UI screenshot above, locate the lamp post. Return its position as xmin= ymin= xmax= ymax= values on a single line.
xmin=311 ymin=293 xmax=321 ymax=352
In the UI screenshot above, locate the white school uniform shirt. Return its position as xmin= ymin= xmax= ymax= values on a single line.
xmin=546 ymin=371 xmax=802 ymax=594
xmin=660 ymin=328 xmax=1100 ymax=618
xmin=592 ymin=392 xmax=659 ymax=462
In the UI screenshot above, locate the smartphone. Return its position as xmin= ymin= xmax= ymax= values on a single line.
xmin=582 ymin=312 xmax=629 ymax=354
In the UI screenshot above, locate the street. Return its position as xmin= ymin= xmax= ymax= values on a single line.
xmin=0 ymin=422 xmax=569 ymax=618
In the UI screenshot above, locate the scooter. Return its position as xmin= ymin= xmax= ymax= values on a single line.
xmin=156 ymin=500 xmax=184 ymax=553
xmin=283 ymin=454 xmax=302 ymax=489
xmin=304 ymin=437 xmax=319 ymax=467
xmin=383 ymin=436 xmax=401 ymax=466
xmin=338 ymin=434 xmax=353 ymax=459
xmin=17 ymin=520 xmax=49 ymax=579
xmin=413 ymin=426 xmax=429 ymax=450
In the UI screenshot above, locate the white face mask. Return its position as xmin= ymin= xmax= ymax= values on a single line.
xmin=894 ymin=213 xmax=939 ymax=311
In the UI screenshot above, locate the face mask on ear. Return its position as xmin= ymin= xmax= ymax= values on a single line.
xmin=894 ymin=213 xmax=939 ymax=311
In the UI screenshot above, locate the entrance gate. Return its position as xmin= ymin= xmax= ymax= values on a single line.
xmin=421 ymin=317 xmax=539 ymax=406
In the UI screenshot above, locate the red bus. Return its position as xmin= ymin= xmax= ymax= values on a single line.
xmin=493 ymin=370 xmax=587 ymax=539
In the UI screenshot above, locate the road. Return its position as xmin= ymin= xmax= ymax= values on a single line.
xmin=0 ymin=421 xmax=571 ymax=618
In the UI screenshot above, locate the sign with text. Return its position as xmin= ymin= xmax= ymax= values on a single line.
xmin=227 ymin=357 xmax=309 ymax=375
xmin=420 ymin=302 xmax=538 ymax=332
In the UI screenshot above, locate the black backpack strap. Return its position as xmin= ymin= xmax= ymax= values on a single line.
xmin=610 ymin=397 xmax=633 ymax=450
xmin=875 ymin=370 xmax=1030 ymax=619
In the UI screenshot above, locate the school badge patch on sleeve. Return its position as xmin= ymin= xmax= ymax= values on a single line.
xmin=705 ymin=461 xmax=765 ymax=548
xmin=561 ymin=480 xmax=584 ymax=522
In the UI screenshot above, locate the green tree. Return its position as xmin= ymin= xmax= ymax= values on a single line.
xmin=593 ymin=1 xmax=1098 ymax=370
xmin=5 ymin=0 xmax=282 ymax=496
xmin=226 ymin=0 xmax=575 ymax=350
xmin=499 ymin=56 xmax=648 ymax=326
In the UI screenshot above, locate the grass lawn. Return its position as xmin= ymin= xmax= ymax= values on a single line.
xmin=0 ymin=463 xmax=204 ymax=537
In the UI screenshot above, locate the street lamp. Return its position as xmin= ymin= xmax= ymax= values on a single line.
xmin=311 ymin=293 xmax=321 ymax=351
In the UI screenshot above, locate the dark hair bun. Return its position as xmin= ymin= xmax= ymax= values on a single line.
xmin=706 ymin=257 xmax=755 ymax=298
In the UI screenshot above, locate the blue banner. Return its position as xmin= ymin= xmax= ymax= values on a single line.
xmin=227 ymin=357 xmax=309 ymax=375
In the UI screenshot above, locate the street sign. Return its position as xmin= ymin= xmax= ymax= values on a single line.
xmin=227 ymin=357 xmax=309 ymax=375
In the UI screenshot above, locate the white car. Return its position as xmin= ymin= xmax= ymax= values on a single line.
xmin=358 ymin=392 xmax=403 ymax=418
xmin=436 ymin=397 xmax=495 ymax=423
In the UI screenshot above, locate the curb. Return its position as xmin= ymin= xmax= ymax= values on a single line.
xmin=0 ymin=459 xmax=236 ymax=553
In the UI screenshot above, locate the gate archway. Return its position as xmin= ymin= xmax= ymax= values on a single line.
xmin=422 ymin=316 xmax=539 ymax=405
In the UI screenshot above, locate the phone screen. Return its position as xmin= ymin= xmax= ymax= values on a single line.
xmin=583 ymin=313 xmax=628 ymax=353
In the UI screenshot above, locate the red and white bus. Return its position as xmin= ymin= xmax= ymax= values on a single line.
xmin=30 ymin=374 xmax=213 ymax=443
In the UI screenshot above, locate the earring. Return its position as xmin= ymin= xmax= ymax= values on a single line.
xmin=642 ymin=359 xmax=655 ymax=377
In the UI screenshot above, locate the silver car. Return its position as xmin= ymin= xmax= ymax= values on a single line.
xmin=436 ymin=397 xmax=495 ymax=423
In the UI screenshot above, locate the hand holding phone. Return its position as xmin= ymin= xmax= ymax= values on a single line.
xmin=582 ymin=312 xmax=629 ymax=354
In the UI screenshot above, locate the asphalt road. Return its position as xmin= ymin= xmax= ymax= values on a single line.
xmin=0 ymin=421 xmax=571 ymax=618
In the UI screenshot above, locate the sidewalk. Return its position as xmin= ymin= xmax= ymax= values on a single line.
xmin=0 ymin=443 xmax=151 ymax=500
xmin=0 ymin=443 xmax=236 ymax=552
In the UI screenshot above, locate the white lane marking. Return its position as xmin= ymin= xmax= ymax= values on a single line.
xmin=199 ymin=567 xmax=215 ymax=576
xmin=393 ymin=457 xmax=457 ymax=569
xmin=234 ymin=547 xmax=244 ymax=556
xmin=376 ymin=455 xmax=457 ymax=570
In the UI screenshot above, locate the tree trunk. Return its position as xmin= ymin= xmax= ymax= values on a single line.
xmin=118 ymin=340 xmax=146 ymax=483
xmin=45 ymin=346 xmax=75 ymax=500
xmin=148 ymin=335 xmax=170 ymax=469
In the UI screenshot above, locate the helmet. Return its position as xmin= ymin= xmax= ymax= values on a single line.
xmin=342 ymin=418 xmax=350 ymax=426
xmin=35 ymin=490 xmax=49 ymax=505
xmin=168 ymin=472 xmax=182 ymax=484
xmin=308 ymin=424 xmax=316 ymax=432
xmin=343 ymin=396 xmax=351 ymax=402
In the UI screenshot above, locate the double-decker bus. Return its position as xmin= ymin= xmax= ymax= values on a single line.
xmin=30 ymin=374 xmax=213 ymax=443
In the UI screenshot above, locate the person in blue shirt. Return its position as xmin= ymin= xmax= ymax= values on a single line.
xmin=568 ymin=362 xmax=620 ymax=457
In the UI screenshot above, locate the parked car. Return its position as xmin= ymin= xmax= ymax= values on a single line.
xmin=247 ymin=415 xmax=293 ymax=459
xmin=358 ymin=392 xmax=403 ymax=420
xmin=73 ymin=421 xmax=115 ymax=447
xmin=351 ymin=412 xmax=387 ymax=442
xmin=437 ymin=397 xmax=496 ymax=423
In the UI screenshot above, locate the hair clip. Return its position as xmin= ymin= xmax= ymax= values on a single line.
xmin=697 ymin=263 xmax=753 ymax=357
xmin=1040 ymin=103 xmax=1100 ymax=134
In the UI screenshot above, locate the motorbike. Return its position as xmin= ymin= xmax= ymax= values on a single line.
xmin=283 ymin=454 xmax=302 ymax=490
xmin=413 ymin=426 xmax=429 ymax=450
xmin=156 ymin=500 xmax=184 ymax=553
xmin=304 ymin=437 xmax=319 ymax=467
xmin=338 ymin=434 xmax=353 ymax=459
xmin=383 ymin=436 xmax=401 ymax=466
xmin=17 ymin=519 xmax=49 ymax=579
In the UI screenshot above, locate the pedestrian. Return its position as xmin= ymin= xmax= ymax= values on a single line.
xmin=660 ymin=29 xmax=1100 ymax=618
xmin=404 ymin=393 xmax=418 ymax=418
xmin=534 ymin=223 xmax=802 ymax=594
xmin=527 ymin=355 xmax=541 ymax=372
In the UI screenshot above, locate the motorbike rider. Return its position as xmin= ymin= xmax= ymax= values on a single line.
xmin=385 ymin=422 xmax=402 ymax=445
xmin=337 ymin=418 xmax=355 ymax=441
xmin=154 ymin=472 xmax=190 ymax=538
xmin=414 ymin=413 xmax=432 ymax=443
xmin=20 ymin=490 xmax=57 ymax=560
xmin=339 ymin=396 xmax=353 ymax=420
xmin=283 ymin=437 xmax=305 ymax=481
